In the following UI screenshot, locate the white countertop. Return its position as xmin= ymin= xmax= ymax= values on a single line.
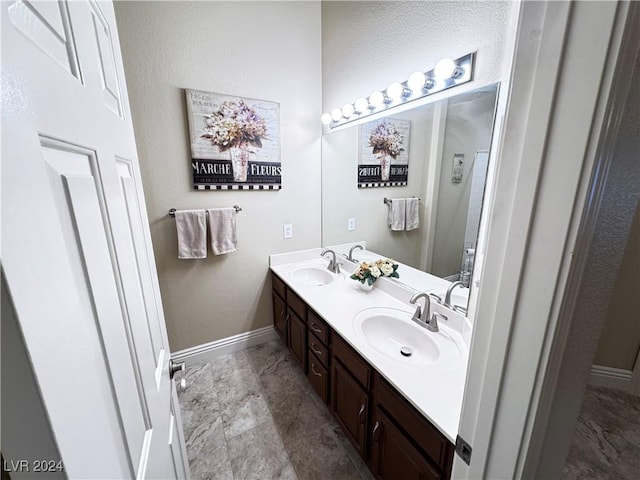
xmin=269 ymin=248 xmax=471 ymax=444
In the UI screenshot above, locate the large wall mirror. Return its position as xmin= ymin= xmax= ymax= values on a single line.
xmin=321 ymin=83 xmax=500 ymax=306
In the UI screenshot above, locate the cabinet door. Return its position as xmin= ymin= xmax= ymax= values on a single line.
xmin=332 ymin=361 xmax=368 ymax=457
xmin=288 ymin=310 xmax=307 ymax=371
xmin=272 ymin=292 xmax=287 ymax=341
xmin=370 ymin=408 xmax=442 ymax=480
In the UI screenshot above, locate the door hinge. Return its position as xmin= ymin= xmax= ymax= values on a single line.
xmin=455 ymin=435 xmax=472 ymax=465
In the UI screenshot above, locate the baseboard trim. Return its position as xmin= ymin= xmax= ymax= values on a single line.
xmin=588 ymin=365 xmax=632 ymax=390
xmin=171 ymin=325 xmax=278 ymax=365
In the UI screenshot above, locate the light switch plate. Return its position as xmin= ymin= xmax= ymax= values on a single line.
xmin=283 ymin=224 xmax=293 ymax=239
xmin=347 ymin=218 xmax=356 ymax=231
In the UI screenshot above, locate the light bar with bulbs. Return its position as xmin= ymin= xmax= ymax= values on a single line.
xmin=322 ymin=52 xmax=475 ymax=129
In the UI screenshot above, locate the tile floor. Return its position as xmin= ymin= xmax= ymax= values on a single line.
xmin=562 ymin=385 xmax=640 ymax=479
xmin=177 ymin=339 xmax=373 ymax=480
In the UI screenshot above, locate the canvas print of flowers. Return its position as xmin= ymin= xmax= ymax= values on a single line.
xmin=358 ymin=118 xmax=410 ymax=188
xmin=186 ymin=89 xmax=281 ymax=190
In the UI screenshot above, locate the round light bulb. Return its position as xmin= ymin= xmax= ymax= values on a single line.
xmin=354 ymin=97 xmax=369 ymax=113
xmin=386 ymin=82 xmax=404 ymax=100
xmin=341 ymin=103 xmax=355 ymax=118
xmin=434 ymin=58 xmax=457 ymax=80
xmin=331 ymin=108 xmax=343 ymax=121
xmin=369 ymin=90 xmax=385 ymax=107
xmin=321 ymin=113 xmax=332 ymax=125
xmin=408 ymin=71 xmax=426 ymax=90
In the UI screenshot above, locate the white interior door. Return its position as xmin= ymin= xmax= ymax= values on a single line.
xmin=1 ymin=1 xmax=189 ymax=478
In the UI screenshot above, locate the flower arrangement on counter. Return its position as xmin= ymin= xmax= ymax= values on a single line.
xmin=368 ymin=121 xmax=405 ymax=159
xmin=350 ymin=258 xmax=400 ymax=286
xmin=200 ymin=100 xmax=267 ymax=152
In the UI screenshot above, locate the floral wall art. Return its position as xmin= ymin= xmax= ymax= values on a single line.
xmin=186 ymin=89 xmax=281 ymax=190
xmin=358 ymin=118 xmax=410 ymax=188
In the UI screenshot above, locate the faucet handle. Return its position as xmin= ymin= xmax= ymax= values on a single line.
xmin=427 ymin=312 xmax=447 ymax=332
xmin=429 ymin=293 xmax=442 ymax=304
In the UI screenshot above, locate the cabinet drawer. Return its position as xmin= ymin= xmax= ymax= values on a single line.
xmin=332 ymin=333 xmax=371 ymax=390
xmin=271 ymin=272 xmax=286 ymax=300
xmin=307 ymin=310 xmax=329 ymax=346
xmin=287 ymin=289 xmax=306 ymax=321
xmin=374 ymin=374 xmax=453 ymax=473
xmin=308 ymin=356 xmax=329 ymax=404
xmin=308 ymin=331 xmax=328 ymax=368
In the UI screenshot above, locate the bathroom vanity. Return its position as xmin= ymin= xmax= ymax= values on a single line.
xmin=270 ymin=249 xmax=472 ymax=479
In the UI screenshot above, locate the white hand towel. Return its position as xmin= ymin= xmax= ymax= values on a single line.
xmin=405 ymin=197 xmax=420 ymax=231
xmin=175 ymin=210 xmax=207 ymax=259
xmin=207 ymin=208 xmax=238 ymax=255
xmin=387 ymin=198 xmax=406 ymax=231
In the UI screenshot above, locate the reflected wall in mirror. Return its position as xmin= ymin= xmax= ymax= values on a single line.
xmin=322 ymin=83 xmax=499 ymax=295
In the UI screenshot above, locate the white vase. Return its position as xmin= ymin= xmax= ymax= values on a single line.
xmin=230 ymin=146 xmax=249 ymax=182
xmin=358 ymin=282 xmax=374 ymax=292
xmin=379 ymin=154 xmax=391 ymax=181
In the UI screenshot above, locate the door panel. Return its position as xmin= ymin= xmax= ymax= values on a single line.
xmin=1 ymin=1 xmax=188 ymax=477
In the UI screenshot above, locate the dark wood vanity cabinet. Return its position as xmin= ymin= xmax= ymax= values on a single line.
xmin=270 ymin=271 xmax=454 ymax=479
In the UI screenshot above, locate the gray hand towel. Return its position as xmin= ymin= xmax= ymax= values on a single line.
xmin=387 ymin=198 xmax=406 ymax=231
xmin=207 ymin=208 xmax=238 ymax=255
xmin=175 ymin=210 xmax=207 ymax=259
xmin=405 ymin=197 xmax=420 ymax=231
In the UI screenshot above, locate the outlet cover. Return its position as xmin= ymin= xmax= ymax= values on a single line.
xmin=283 ymin=224 xmax=293 ymax=239
xmin=348 ymin=218 xmax=356 ymax=231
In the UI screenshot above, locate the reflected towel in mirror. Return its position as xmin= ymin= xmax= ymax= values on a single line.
xmin=406 ymin=197 xmax=420 ymax=231
xmin=388 ymin=198 xmax=406 ymax=231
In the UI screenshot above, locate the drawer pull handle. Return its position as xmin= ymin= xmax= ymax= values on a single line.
xmin=311 ymin=363 xmax=323 ymax=377
xmin=358 ymin=404 xmax=366 ymax=424
xmin=310 ymin=323 xmax=322 ymax=334
xmin=285 ymin=314 xmax=290 ymax=326
xmin=310 ymin=343 xmax=322 ymax=356
xmin=372 ymin=421 xmax=382 ymax=442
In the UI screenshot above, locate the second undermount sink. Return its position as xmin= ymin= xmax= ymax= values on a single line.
xmin=352 ymin=307 xmax=463 ymax=368
xmin=291 ymin=266 xmax=335 ymax=286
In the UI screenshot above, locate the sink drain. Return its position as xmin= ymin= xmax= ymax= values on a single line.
xmin=400 ymin=346 xmax=412 ymax=357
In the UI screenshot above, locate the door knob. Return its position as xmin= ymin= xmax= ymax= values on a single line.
xmin=169 ymin=359 xmax=186 ymax=391
xmin=169 ymin=359 xmax=185 ymax=379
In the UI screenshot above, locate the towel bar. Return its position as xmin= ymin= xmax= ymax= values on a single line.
xmin=169 ymin=205 xmax=242 ymax=217
xmin=383 ymin=197 xmax=421 ymax=205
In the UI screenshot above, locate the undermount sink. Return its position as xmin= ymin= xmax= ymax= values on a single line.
xmin=352 ymin=307 xmax=463 ymax=368
xmin=291 ymin=266 xmax=335 ymax=286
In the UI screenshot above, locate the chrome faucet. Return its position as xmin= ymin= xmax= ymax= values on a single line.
xmin=321 ymin=248 xmax=341 ymax=274
xmin=409 ymin=292 xmax=439 ymax=332
xmin=348 ymin=244 xmax=364 ymax=262
xmin=444 ymin=281 xmax=465 ymax=308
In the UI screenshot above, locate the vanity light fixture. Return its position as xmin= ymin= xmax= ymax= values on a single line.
xmin=321 ymin=52 xmax=475 ymax=128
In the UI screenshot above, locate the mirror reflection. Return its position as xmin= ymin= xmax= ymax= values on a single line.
xmin=321 ymin=83 xmax=499 ymax=307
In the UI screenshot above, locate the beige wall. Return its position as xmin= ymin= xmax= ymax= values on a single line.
xmin=594 ymin=203 xmax=640 ymax=370
xmin=114 ymin=1 xmax=322 ymax=351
